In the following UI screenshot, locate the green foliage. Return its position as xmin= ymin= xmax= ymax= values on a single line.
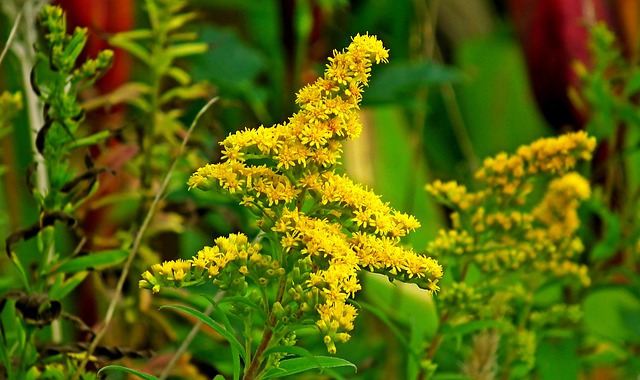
xmin=2 ymin=2 xmax=640 ymax=380
xmin=0 ymin=5 xmax=122 ymax=379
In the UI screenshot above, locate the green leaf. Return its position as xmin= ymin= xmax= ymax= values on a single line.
xmin=160 ymin=304 xmax=247 ymax=362
xmin=9 ymin=252 xmax=31 ymax=292
xmin=97 ymin=365 xmax=159 ymax=380
xmin=584 ymin=287 xmax=640 ymax=344
xmin=109 ymin=34 xmax=151 ymax=63
xmin=262 ymin=345 xmax=320 ymax=366
xmin=217 ymin=295 xmax=267 ymax=319
xmin=166 ymin=43 xmax=208 ymax=58
xmin=51 ymin=249 xmax=128 ymax=274
xmin=159 ymin=83 xmax=209 ymax=105
xmin=432 ymin=374 xmax=474 ymax=380
xmin=537 ymin=337 xmax=579 ymax=380
xmin=358 ymin=299 xmax=421 ymax=362
xmin=168 ymin=12 xmax=199 ymax=31
xmin=199 ymin=295 xmax=242 ymax=380
xmin=110 ymin=29 xmax=153 ymax=40
xmin=586 ymin=198 xmax=621 ymax=261
xmin=261 ymin=356 xmax=356 ymax=379
xmin=48 ymin=271 xmax=88 ymax=300
xmin=67 ymin=130 xmax=111 ymax=150
xmin=364 ymin=62 xmax=461 ymax=105
xmin=440 ymin=320 xmax=508 ymax=337
xmin=624 ymin=70 xmax=640 ymax=97
xmin=166 ymin=67 xmax=192 ymax=85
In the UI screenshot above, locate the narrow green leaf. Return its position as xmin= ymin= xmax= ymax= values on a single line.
xmin=166 ymin=43 xmax=208 ymax=58
xmin=159 ymin=83 xmax=209 ymax=105
xmin=440 ymin=320 xmax=507 ymax=337
xmin=587 ymin=198 xmax=622 ymax=261
xmin=160 ymin=304 xmax=247 ymax=362
xmin=48 ymin=271 xmax=88 ymax=300
xmin=199 ymin=295 xmax=242 ymax=380
xmin=166 ymin=67 xmax=191 ymax=85
xmin=432 ymin=374 xmax=474 ymax=380
xmin=217 ymin=295 xmax=267 ymax=319
xmin=110 ymin=29 xmax=153 ymax=40
xmin=51 ymin=249 xmax=128 ymax=274
xmin=109 ymin=35 xmax=151 ymax=63
xmin=262 ymin=345 xmax=320 ymax=367
xmin=9 ymin=253 xmax=31 ymax=292
xmin=67 ymin=130 xmax=111 ymax=150
xmin=358 ymin=300 xmax=421 ymax=361
xmin=98 ymin=365 xmax=159 ymax=380
xmin=261 ymin=356 xmax=356 ymax=379
xmin=167 ymin=12 xmax=199 ymax=31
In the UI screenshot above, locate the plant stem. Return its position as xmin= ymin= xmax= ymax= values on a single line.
xmin=243 ymin=276 xmax=287 ymax=380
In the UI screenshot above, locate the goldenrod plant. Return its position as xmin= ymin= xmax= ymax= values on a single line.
xmin=118 ymin=34 xmax=443 ymax=380
xmin=422 ymin=131 xmax=596 ymax=379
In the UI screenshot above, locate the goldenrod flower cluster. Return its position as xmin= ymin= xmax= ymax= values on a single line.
xmin=426 ymin=131 xmax=594 ymax=286
xmin=142 ymin=34 xmax=442 ymax=354
xmin=427 ymin=131 xmax=595 ymax=374
xmin=139 ymin=233 xmax=285 ymax=295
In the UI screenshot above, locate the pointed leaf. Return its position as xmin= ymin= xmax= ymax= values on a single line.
xmin=109 ymin=35 xmax=151 ymax=63
xmin=166 ymin=43 xmax=208 ymax=58
xmin=160 ymin=304 xmax=246 ymax=362
xmin=98 ymin=365 xmax=159 ymax=380
xmin=51 ymin=249 xmax=128 ymax=274
xmin=261 ymin=356 xmax=356 ymax=379
xmin=48 ymin=271 xmax=88 ymax=300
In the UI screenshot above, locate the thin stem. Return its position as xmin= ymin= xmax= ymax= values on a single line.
xmin=0 ymin=3 xmax=23 ymax=67
xmin=242 ymin=276 xmax=287 ymax=380
xmin=74 ymin=97 xmax=218 ymax=378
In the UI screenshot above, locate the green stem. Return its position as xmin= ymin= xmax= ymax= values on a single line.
xmin=243 ymin=276 xmax=287 ymax=380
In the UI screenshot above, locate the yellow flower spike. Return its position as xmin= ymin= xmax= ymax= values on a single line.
xmin=142 ymin=35 xmax=441 ymax=355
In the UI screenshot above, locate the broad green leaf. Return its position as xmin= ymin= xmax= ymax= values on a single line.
xmin=261 ymin=356 xmax=356 ymax=379
xmin=584 ymin=287 xmax=640 ymax=344
xmin=97 ymin=365 xmax=159 ymax=380
xmin=51 ymin=249 xmax=128 ymax=274
xmin=160 ymin=304 xmax=247 ymax=362
xmin=191 ymin=26 xmax=266 ymax=93
xmin=364 ymin=62 xmax=461 ymax=105
xmin=537 ymin=337 xmax=579 ymax=380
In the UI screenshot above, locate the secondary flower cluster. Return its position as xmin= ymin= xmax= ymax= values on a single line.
xmin=141 ymin=34 xmax=442 ymax=354
xmin=426 ymin=131 xmax=595 ymax=373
